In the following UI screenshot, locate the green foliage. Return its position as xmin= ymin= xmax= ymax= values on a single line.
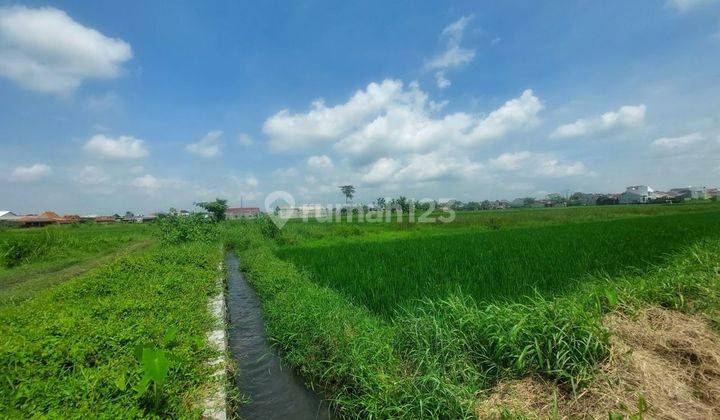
xmin=0 ymin=224 xmax=149 ymax=270
xmin=338 ymin=185 xmax=355 ymax=203
xmin=0 ymin=242 xmax=223 ymax=417
xmin=0 ymin=229 xmax=63 ymax=268
xmin=226 ymin=204 xmax=720 ymax=418
xmin=136 ymin=347 xmax=170 ymax=411
xmin=156 ymin=214 xmax=218 ymax=244
xmin=194 ymin=198 xmax=228 ymax=222
xmin=279 ymin=211 xmax=720 ymax=317
xmin=259 ymin=215 xmax=281 ymax=240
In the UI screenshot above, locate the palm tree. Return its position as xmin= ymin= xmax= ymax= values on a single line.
xmin=339 ymin=185 xmax=356 ymax=204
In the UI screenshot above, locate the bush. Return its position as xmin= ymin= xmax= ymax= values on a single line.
xmin=259 ymin=215 xmax=281 ymax=240
xmin=155 ymin=215 xmax=218 ymax=244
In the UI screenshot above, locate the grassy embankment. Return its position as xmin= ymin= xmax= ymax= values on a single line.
xmin=0 ymin=224 xmax=155 ymax=302
xmin=0 ymin=219 xmax=225 ymax=417
xmin=228 ymin=203 xmax=720 ymax=418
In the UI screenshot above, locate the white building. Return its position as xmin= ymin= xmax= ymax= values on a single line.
xmin=276 ymin=204 xmax=329 ymax=219
xmin=619 ymin=185 xmax=655 ymax=204
xmin=691 ymin=186 xmax=709 ymax=200
xmin=0 ymin=211 xmax=20 ymax=221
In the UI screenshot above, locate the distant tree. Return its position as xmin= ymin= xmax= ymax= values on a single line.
xmin=480 ymin=200 xmax=492 ymax=210
xmin=375 ymin=197 xmax=386 ymax=209
xmin=396 ymin=196 xmax=409 ymax=212
xmin=596 ymin=195 xmax=618 ymax=206
xmin=194 ymin=198 xmax=228 ymax=222
xmin=523 ymin=197 xmax=536 ymax=207
xmin=124 ymin=211 xmax=135 ymax=219
xmin=339 ymin=185 xmax=356 ymax=204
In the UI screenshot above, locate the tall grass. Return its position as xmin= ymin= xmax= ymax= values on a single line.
xmin=228 ymin=217 xmax=720 ymax=418
xmin=278 ymin=211 xmax=720 ymax=316
xmin=0 ymin=224 xmax=152 ymax=270
xmin=0 ymin=229 xmax=66 ymax=268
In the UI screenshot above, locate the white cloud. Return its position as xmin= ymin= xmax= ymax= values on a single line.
xmin=360 ymin=149 xmax=483 ymax=185
xmin=0 ymin=6 xmax=132 ymax=94
xmin=76 ymin=165 xmax=109 ymax=185
xmin=237 ymin=132 xmax=253 ymax=146
xmin=652 ymin=132 xmax=705 ymax=150
xmin=264 ymin=80 xmax=409 ymax=151
xmin=265 ymin=79 xmax=543 ymax=160
xmin=132 ymin=174 xmax=160 ymax=190
xmin=246 ymin=176 xmax=259 ymax=187
xmin=186 ymin=130 xmax=223 ymax=158
xmin=426 ymin=15 xmax=476 ymax=88
xmin=10 ymin=163 xmax=52 ymax=182
xmin=488 ymin=151 xmax=587 ymax=177
xmin=488 ymin=151 xmax=533 ymax=170
xmin=307 ymin=155 xmax=334 ymax=170
xmin=550 ymin=104 xmax=646 ymax=139
xmin=361 ymin=157 xmax=402 ymax=184
xmin=435 ymin=72 xmax=451 ymax=89
xmin=83 ymin=134 xmax=148 ymax=159
xmin=667 ymin=0 xmax=717 ymax=12
xmin=426 ymin=15 xmax=476 ymax=71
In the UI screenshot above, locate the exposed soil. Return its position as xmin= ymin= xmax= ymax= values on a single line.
xmin=475 ymin=307 xmax=720 ymax=419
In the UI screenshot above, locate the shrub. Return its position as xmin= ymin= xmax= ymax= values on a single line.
xmin=259 ymin=215 xmax=281 ymax=240
xmin=155 ymin=215 xmax=218 ymax=244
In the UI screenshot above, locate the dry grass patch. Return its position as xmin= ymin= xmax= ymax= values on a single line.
xmin=476 ymin=307 xmax=720 ymax=419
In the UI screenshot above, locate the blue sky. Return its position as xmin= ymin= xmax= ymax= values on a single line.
xmin=1 ymin=0 xmax=719 ymax=214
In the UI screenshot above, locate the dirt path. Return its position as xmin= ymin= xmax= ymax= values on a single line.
xmin=0 ymin=239 xmax=155 ymax=303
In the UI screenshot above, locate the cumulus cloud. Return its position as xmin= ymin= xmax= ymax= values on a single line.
xmin=359 ymin=149 xmax=483 ymax=185
xmin=265 ymin=79 xmax=543 ymax=160
xmin=186 ymin=130 xmax=223 ymax=158
xmin=264 ymin=80 xmax=408 ymax=151
xmin=10 ymin=163 xmax=52 ymax=182
xmin=652 ymin=132 xmax=705 ymax=151
xmin=0 ymin=6 xmax=132 ymax=94
xmin=307 ymin=155 xmax=334 ymax=170
xmin=666 ymin=0 xmax=717 ymax=12
xmin=246 ymin=176 xmax=259 ymax=187
xmin=550 ymin=104 xmax=646 ymax=139
xmin=488 ymin=151 xmax=587 ymax=177
xmin=425 ymin=15 xmax=476 ymax=88
xmin=83 ymin=134 xmax=148 ymax=159
xmin=361 ymin=157 xmax=402 ymax=184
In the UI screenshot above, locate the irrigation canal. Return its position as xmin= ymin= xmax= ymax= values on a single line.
xmin=225 ymin=251 xmax=332 ymax=419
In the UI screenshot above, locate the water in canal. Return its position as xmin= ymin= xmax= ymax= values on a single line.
xmin=225 ymin=251 xmax=332 ymax=419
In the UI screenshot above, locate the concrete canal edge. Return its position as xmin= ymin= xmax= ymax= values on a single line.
xmin=202 ymin=260 xmax=229 ymax=420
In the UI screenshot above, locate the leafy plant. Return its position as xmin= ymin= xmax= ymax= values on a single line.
xmin=135 ymin=347 xmax=170 ymax=412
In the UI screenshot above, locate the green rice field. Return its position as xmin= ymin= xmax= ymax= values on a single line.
xmin=278 ymin=205 xmax=720 ymax=316
xmin=228 ymin=202 xmax=720 ymax=417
